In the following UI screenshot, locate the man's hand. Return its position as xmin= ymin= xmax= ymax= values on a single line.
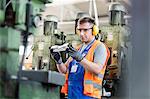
xmin=50 ymin=49 xmax=62 ymax=64
xmin=67 ymin=44 xmax=83 ymax=62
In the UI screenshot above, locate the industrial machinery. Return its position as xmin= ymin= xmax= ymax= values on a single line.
xmin=73 ymin=8 xmax=130 ymax=97
xmin=100 ymin=2 xmax=131 ymax=97
xmin=0 ymin=0 xmax=65 ymax=99
xmin=0 ymin=0 xmax=131 ymax=98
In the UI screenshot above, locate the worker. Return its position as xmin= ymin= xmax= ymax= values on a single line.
xmin=51 ymin=16 xmax=110 ymax=99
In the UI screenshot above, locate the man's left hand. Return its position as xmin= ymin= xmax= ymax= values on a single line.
xmin=67 ymin=44 xmax=83 ymax=62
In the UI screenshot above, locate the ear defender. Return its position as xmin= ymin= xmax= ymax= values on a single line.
xmin=92 ymin=25 xmax=99 ymax=36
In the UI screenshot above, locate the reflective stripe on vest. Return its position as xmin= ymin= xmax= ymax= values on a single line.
xmin=84 ymin=80 xmax=102 ymax=89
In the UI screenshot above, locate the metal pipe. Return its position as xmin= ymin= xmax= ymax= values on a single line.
xmin=89 ymin=0 xmax=92 ymax=16
xmin=93 ymin=0 xmax=99 ymax=26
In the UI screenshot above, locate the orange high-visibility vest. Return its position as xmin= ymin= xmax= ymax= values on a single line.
xmin=61 ymin=40 xmax=110 ymax=99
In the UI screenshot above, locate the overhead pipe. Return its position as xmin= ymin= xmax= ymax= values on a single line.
xmin=93 ymin=0 xmax=99 ymax=26
xmin=89 ymin=0 xmax=92 ymax=16
xmin=88 ymin=0 xmax=99 ymax=26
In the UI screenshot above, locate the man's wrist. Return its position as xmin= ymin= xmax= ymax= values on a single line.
xmin=56 ymin=62 xmax=63 ymax=65
xmin=56 ymin=58 xmax=62 ymax=64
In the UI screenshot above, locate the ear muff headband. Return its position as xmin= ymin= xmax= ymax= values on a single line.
xmin=92 ymin=25 xmax=99 ymax=36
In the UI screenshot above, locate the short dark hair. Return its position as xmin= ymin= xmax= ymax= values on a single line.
xmin=78 ymin=17 xmax=95 ymax=25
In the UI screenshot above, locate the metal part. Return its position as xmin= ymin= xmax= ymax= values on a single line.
xmin=109 ymin=2 xmax=126 ymax=25
xmin=4 ymin=0 xmax=15 ymax=26
xmin=0 ymin=10 xmax=5 ymax=24
xmin=20 ymin=70 xmax=65 ymax=86
xmin=51 ymin=43 xmax=69 ymax=52
xmin=0 ymin=0 xmax=65 ymax=99
xmin=45 ymin=15 xmax=58 ymax=23
xmin=4 ymin=0 xmax=13 ymax=10
xmin=25 ymin=0 xmax=33 ymax=30
xmin=33 ymin=14 xmax=43 ymax=27
xmin=0 ymin=27 xmax=20 ymax=98
xmin=100 ymin=25 xmax=131 ymax=97
xmin=109 ymin=2 xmax=126 ymax=12
xmin=38 ymin=56 xmax=43 ymax=69
xmin=32 ymin=15 xmax=59 ymax=71
xmin=44 ymin=15 xmax=58 ymax=36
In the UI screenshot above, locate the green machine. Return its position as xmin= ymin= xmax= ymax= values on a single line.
xmin=0 ymin=0 xmax=65 ymax=99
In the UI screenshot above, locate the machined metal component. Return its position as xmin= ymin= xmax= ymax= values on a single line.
xmin=109 ymin=2 xmax=126 ymax=12
xmin=45 ymin=15 xmax=58 ymax=23
xmin=0 ymin=0 xmax=63 ymax=98
xmin=51 ymin=43 xmax=69 ymax=52
xmin=0 ymin=10 xmax=5 ymax=23
xmin=109 ymin=2 xmax=126 ymax=25
xmin=20 ymin=70 xmax=65 ymax=86
xmin=44 ymin=15 xmax=58 ymax=36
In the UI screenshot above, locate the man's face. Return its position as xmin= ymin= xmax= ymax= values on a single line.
xmin=77 ymin=22 xmax=94 ymax=43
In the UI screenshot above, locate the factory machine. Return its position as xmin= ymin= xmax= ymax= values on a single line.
xmin=0 ymin=0 xmax=131 ymax=98
xmin=72 ymin=3 xmax=131 ymax=97
xmin=0 ymin=0 xmax=65 ymax=99
xmin=100 ymin=3 xmax=131 ymax=97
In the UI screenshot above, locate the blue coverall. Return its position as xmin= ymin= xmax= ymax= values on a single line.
xmin=68 ymin=39 xmax=96 ymax=99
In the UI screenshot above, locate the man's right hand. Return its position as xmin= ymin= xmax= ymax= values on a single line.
xmin=66 ymin=44 xmax=83 ymax=62
xmin=50 ymin=49 xmax=62 ymax=64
